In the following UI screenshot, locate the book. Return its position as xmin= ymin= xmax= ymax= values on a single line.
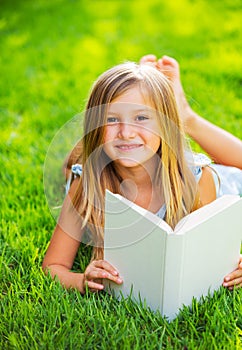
xmin=104 ymin=190 xmax=242 ymax=320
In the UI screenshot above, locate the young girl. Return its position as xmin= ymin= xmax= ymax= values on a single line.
xmin=42 ymin=54 xmax=242 ymax=293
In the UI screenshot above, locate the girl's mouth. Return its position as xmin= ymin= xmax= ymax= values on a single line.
xmin=116 ymin=144 xmax=143 ymax=151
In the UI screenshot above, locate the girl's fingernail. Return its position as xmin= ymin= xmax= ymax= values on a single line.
xmin=225 ymin=276 xmax=230 ymax=282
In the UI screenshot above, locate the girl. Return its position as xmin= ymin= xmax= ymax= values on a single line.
xmin=42 ymin=55 xmax=242 ymax=293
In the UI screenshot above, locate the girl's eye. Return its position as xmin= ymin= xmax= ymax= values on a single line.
xmin=107 ymin=117 xmax=119 ymax=124
xmin=136 ymin=115 xmax=148 ymax=121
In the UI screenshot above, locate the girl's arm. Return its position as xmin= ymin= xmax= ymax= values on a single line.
xmin=42 ymin=225 xmax=85 ymax=292
xmin=156 ymin=54 xmax=242 ymax=169
xmin=140 ymin=54 xmax=242 ymax=170
xmin=42 ymin=179 xmax=123 ymax=293
xmin=42 ymin=225 xmax=122 ymax=293
xmin=185 ymin=112 xmax=242 ymax=170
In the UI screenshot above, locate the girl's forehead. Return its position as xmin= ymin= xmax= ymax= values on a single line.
xmin=110 ymin=86 xmax=155 ymax=111
xmin=107 ymin=103 xmax=154 ymax=117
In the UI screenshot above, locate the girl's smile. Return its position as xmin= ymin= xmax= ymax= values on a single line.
xmin=103 ymin=87 xmax=161 ymax=168
xmin=115 ymin=143 xmax=143 ymax=151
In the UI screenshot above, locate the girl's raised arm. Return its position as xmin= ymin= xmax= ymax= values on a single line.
xmin=164 ymin=56 xmax=242 ymax=169
xmin=184 ymin=113 xmax=242 ymax=170
xmin=140 ymin=54 xmax=242 ymax=170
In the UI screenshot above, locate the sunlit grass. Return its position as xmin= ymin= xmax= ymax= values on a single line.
xmin=1 ymin=0 xmax=241 ymax=348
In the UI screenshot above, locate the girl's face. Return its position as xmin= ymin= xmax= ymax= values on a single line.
xmin=103 ymin=86 xmax=161 ymax=169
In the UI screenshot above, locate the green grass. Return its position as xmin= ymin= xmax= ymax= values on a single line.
xmin=0 ymin=0 xmax=242 ymax=348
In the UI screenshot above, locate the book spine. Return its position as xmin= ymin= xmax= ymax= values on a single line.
xmin=161 ymin=235 xmax=185 ymax=320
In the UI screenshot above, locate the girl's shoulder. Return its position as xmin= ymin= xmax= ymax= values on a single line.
xmin=188 ymin=153 xmax=212 ymax=182
xmin=188 ymin=152 xmax=221 ymax=199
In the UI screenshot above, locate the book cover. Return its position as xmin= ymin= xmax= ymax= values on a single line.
xmin=104 ymin=191 xmax=242 ymax=320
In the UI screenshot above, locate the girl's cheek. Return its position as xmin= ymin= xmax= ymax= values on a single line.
xmin=104 ymin=126 xmax=118 ymax=142
xmin=103 ymin=128 xmax=110 ymax=143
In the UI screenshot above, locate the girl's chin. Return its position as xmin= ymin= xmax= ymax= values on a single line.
xmin=113 ymin=158 xmax=146 ymax=168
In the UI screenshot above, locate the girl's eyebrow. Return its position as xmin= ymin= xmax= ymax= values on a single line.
xmin=107 ymin=108 xmax=151 ymax=115
xmin=133 ymin=108 xmax=151 ymax=114
xmin=107 ymin=111 xmax=120 ymax=116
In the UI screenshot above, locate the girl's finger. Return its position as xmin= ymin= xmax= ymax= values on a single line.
xmin=87 ymin=268 xmax=123 ymax=285
xmin=223 ymin=274 xmax=242 ymax=287
xmin=86 ymin=280 xmax=104 ymax=291
xmin=85 ymin=267 xmax=109 ymax=280
xmin=227 ymin=280 xmax=242 ymax=290
xmin=225 ymin=267 xmax=242 ymax=281
xmin=93 ymin=260 xmax=119 ymax=276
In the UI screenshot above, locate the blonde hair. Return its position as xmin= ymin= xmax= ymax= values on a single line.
xmin=67 ymin=62 xmax=199 ymax=260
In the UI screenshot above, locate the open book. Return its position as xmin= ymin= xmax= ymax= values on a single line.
xmin=104 ymin=190 xmax=242 ymax=320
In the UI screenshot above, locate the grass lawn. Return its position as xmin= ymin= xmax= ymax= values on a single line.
xmin=1 ymin=0 xmax=242 ymax=349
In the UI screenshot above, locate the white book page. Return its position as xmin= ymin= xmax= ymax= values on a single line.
xmin=108 ymin=191 xmax=173 ymax=234
xmin=179 ymin=199 xmax=242 ymax=306
xmin=174 ymin=195 xmax=241 ymax=234
xmin=107 ymin=192 xmax=241 ymax=236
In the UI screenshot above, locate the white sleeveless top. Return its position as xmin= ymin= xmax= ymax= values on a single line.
xmin=67 ymin=153 xmax=242 ymax=219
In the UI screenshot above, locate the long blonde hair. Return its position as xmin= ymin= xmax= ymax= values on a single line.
xmin=67 ymin=62 xmax=199 ymax=260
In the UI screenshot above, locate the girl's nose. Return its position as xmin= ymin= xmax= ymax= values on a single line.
xmin=118 ymin=122 xmax=136 ymax=139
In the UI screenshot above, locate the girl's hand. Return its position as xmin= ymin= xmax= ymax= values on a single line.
xmin=223 ymin=255 xmax=242 ymax=290
xmin=83 ymin=260 xmax=123 ymax=293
